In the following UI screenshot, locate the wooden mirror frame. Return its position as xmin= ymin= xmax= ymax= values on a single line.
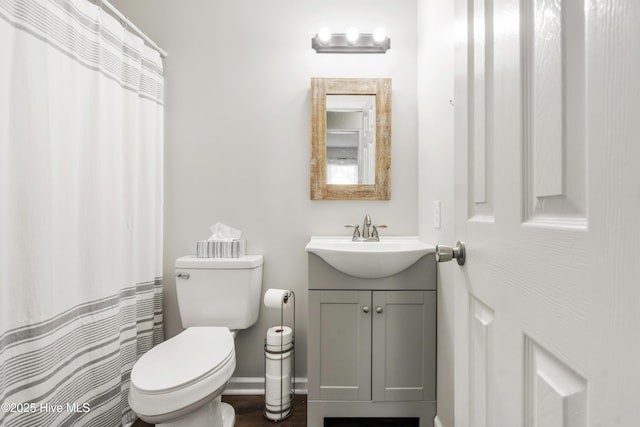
xmin=310 ymin=78 xmax=391 ymax=200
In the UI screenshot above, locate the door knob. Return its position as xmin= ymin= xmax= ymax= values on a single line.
xmin=435 ymin=241 xmax=466 ymax=266
xmin=363 ymin=306 xmax=370 ymax=313
xmin=375 ymin=306 xmax=383 ymax=314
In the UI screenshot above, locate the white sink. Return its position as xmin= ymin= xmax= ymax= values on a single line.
xmin=305 ymin=236 xmax=435 ymax=279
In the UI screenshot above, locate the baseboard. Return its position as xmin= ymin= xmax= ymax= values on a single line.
xmin=224 ymin=376 xmax=308 ymax=395
xmin=434 ymin=415 xmax=444 ymax=427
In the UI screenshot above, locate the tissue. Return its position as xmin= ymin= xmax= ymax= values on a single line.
xmin=208 ymin=223 xmax=243 ymax=241
xmin=196 ymin=223 xmax=246 ymax=258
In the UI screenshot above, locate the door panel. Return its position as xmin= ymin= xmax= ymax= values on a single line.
xmin=308 ymin=290 xmax=371 ymax=401
xmin=524 ymin=337 xmax=587 ymax=427
xmin=371 ymin=291 xmax=436 ymax=402
xmin=470 ymin=0 xmax=494 ymax=220
xmin=523 ymin=0 xmax=586 ymax=225
xmin=468 ymin=296 xmax=494 ymax=427
xmin=454 ymin=0 xmax=640 ymax=425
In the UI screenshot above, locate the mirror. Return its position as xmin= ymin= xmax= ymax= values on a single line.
xmin=326 ymin=95 xmax=376 ymax=185
xmin=310 ymin=78 xmax=391 ymax=200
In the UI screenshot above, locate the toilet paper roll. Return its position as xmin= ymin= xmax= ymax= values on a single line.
xmin=266 ymin=350 xmax=293 ymax=377
xmin=266 ymin=326 xmax=293 ymax=348
xmin=265 ymin=399 xmax=292 ymax=411
xmin=265 ymin=372 xmax=292 ymax=403
xmin=263 ymin=288 xmax=292 ymax=309
xmin=266 ymin=342 xmax=293 ymax=353
xmin=265 ymin=407 xmax=292 ymax=421
xmin=265 ymin=343 xmax=293 ymax=408
xmin=265 ymin=399 xmax=292 ymax=419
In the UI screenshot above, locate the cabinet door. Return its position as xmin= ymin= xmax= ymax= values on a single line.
xmin=308 ymin=290 xmax=372 ymax=401
xmin=372 ymin=291 xmax=436 ymax=401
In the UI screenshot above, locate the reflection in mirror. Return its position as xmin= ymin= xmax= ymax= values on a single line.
xmin=310 ymin=78 xmax=391 ymax=200
xmin=326 ymin=95 xmax=376 ymax=185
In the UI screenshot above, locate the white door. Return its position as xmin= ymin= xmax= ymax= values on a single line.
xmin=451 ymin=0 xmax=640 ymax=426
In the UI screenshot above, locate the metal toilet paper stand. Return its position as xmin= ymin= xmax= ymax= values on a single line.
xmin=264 ymin=291 xmax=295 ymax=421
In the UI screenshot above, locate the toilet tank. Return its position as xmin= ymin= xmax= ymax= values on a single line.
xmin=175 ymin=255 xmax=263 ymax=329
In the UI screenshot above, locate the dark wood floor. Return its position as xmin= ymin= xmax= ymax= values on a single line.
xmin=130 ymin=395 xmax=416 ymax=426
xmin=131 ymin=394 xmax=307 ymax=427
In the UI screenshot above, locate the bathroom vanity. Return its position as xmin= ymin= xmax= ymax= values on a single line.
xmin=306 ymin=237 xmax=437 ymax=427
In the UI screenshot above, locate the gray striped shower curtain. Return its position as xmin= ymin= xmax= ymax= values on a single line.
xmin=0 ymin=0 xmax=164 ymax=425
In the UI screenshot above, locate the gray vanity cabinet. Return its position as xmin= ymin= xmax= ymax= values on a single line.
xmin=372 ymin=290 xmax=436 ymax=402
xmin=308 ymin=290 xmax=372 ymax=401
xmin=308 ymin=290 xmax=436 ymax=402
xmin=307 ymin=252 xmax=437 ymax=426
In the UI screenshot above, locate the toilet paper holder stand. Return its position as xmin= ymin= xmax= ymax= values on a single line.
xmin=263 ymin=291 xmax=295 ymax=422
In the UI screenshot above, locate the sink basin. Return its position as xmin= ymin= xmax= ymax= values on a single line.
xmin=305 ymin=236 xmax=435 ymax=279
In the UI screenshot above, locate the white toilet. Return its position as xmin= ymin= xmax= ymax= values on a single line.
xmin=129 ymin=255 xmax=263 ymax=427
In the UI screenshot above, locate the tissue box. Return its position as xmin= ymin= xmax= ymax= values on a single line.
xmin=197 ymin=240 xmax=247 ymax=258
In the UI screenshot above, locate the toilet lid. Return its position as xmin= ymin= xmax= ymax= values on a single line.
xmin=131 ymin=327 xmax=234 ymax=393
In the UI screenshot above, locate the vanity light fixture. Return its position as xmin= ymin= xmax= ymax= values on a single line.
xmin=373 ymin=28 xmax=386 ymax=43
xmin=312 ymin=27 xmax=390 ymax=54
xmin=318 ymin=27 xmax=332 ymax=44
xmin=346 ymin=27 xmax=360 ymax=43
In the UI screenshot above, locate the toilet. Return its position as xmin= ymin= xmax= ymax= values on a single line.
xmin=129 ymin=255 xmax=263 ymax=427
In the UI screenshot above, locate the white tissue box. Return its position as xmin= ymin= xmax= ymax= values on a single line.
xmin=196 ymin=240 xmax=247 ymax=258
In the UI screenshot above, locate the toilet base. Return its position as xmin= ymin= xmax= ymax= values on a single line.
xmin=156 ymin=397 xmax=235 ymax=427
xmin=220 ymin=402 xmax=236 ymax=426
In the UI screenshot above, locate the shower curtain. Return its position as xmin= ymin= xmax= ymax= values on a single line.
xmin=0 ymin=0 xmax=164 ymax=425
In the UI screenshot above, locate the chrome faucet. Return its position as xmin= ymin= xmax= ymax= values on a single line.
xmin=344 ymin=214 xmax=387 ymax=241
xmin=362 ymin=214 xmax=372 ymax=238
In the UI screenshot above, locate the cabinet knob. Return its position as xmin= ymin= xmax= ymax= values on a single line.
xmin=362 ymin=306 xmax=370 ymax=313
xmin=375 ymin=306 xmax=383 ymax=314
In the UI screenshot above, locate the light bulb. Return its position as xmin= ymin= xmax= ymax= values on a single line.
xmin=373 ymin=28 xmax=386 ymax=44
xmin=318 ymin=27 xmax=331 ymax=43
xmin=346 ymin=27 xmax=359 ymax=43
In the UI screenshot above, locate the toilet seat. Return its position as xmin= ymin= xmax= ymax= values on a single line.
xmin=129 ymin=327 xmax=236 ymax=421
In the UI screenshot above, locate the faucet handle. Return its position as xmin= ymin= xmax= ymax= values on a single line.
xmin=344 ymin=224 xmax=361 ymax=239
xmin=371 ymin=224 xmax=387 ymax=239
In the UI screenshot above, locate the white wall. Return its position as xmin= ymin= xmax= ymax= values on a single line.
xmin=109 ymin=0 xmax=419 ymax=379
xmin=417 ymin=0 xmax=455 ymax=426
